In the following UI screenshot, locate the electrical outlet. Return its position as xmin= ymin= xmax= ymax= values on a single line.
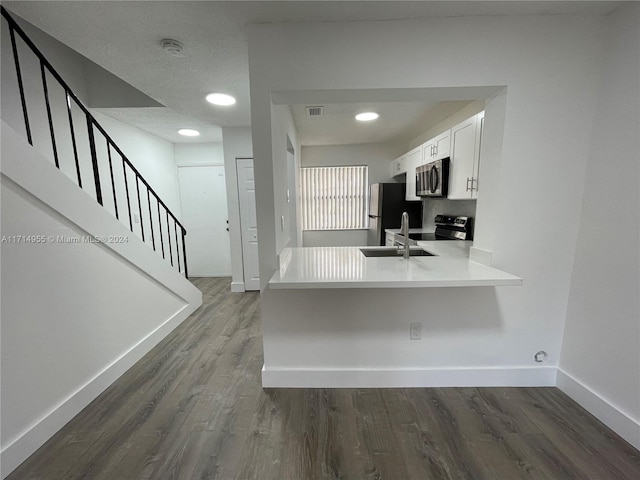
xmin=410 ymin=322 xmax=422 ymax=340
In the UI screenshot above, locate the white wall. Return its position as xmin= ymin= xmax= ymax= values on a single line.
xmin=174 ymin=142 xmax=224 ymax=167
xmin=0 ymin=123 xmax=202 ymax=478
xmin=271 ymin=105 xmax=301 ymax=252
xmin=91 ymin=111 xmax=182 ymax=218
xmin=249 ymin=14 xmax=604 ymax=378
xmin=559 ymin=3 xmax=640 ymax=450
xmin=301 ymin=143 xmax=396 ymax=247
xmin=221 ymin=126 xmax=253 ymax=292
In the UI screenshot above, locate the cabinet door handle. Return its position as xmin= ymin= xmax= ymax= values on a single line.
xmin=472 ymin=177 xmax=478 ymax=193
xmin=466 ymin=177 xmax=471 ymax=191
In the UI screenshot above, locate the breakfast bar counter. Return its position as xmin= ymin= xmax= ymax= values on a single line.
xmin=268 ymin=243 xmax=522 ymax=289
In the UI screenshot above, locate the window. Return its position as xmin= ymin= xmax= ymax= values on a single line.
xmin=301 ymin=166 xmax=369 ymax=230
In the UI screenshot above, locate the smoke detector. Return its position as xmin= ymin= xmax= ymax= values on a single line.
xmin=305 ymin=106 xmax=324 ymax=117
xmin=161 ymin=39 xmax=185 ymax=57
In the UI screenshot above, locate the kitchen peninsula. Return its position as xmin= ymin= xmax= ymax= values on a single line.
xmin=269 ymin=242 xmax=521 ymax=289
xmin=262 ymin=244 xmax=528 ymax=389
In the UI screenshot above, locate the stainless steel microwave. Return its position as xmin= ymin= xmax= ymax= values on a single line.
xmin=416 ymin=157 xmax=450 ymax=197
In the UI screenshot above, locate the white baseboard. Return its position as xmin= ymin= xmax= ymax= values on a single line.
xmin=262 ymin=364 xmax=557 ymax=388
xmin=0 ymin=303 xmax=200 ymax=478
xmin=557 ymin=368 xmax=640 ymax=450
xmin=231 ymin=281 xmax=245 ymax=293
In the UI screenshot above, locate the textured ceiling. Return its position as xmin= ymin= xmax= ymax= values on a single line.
xmin=93 ymin=107 xmax=224 ymax=143
xmin=4 ymin=1 xmax=619 ymax=144
xmin=291 ymin=100 xmax=472 ymax=146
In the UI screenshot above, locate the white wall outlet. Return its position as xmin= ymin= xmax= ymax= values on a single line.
xmin=410 ymin=322 xmax=422 ymax=340
xmin=133 ymin=213 xmax=140 ymax=224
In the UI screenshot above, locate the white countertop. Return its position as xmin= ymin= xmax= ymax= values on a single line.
xmin=385 ymin=227 xmax=435 ymax=234
xmin=269 ymin=242 xmax=522 ymax=289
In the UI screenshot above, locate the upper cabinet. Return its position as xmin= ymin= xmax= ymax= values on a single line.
xmin=389 ymin=109 xmax=485 ymax=201
xmin=390 ymin=153 xmax=407 ymax=178
xmin=423 ymin=130 xmax=451 ymax=163
xmin=448 ymin=111 xmax=484 ymax=200
xmin=404 ymin=146 xmax=423 ymax=201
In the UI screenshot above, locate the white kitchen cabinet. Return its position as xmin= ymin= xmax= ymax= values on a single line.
xmin=472 ymin=111 xmax=484 ymax=199
xmin=423 ymin=129 xmax=451 ymax=163
xmin=433 ymin=130 xmax=451 ymax=160
xmin=390 ymin=154 xmax=407 ymax=178
xmin=385 ymin=231 xmax=396 ymax=246
xmin=404 ymin=146 xmax=423 ymax=201
xmin=448 ymin=111 xmax=484 ymax=200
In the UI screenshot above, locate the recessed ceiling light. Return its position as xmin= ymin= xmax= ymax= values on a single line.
xmin=178 ymin=128 xmax=200 ymax=137
xmin=206 ymin=93 xmax=236 ymax=106
xmin=355 ymin=112 xmax=379 ymax=122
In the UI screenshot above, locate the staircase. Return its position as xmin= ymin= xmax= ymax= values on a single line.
xmin=1 ymin=6 xmax=188 ymax=276
xmin=0 ymin=8 xmax=202 ymax=478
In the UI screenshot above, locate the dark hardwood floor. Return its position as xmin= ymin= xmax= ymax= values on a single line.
xmin=9 ymin=277 xmax=640 ymax=479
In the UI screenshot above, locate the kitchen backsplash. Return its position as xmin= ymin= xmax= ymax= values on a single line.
xmin=422 ymin=199 xmax=477 ymax=229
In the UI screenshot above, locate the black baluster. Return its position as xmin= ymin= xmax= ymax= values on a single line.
xmin=174 ymin=220 xmax=181 ymax=272
xmin=166 ymin=211 xmax=173 ymax=266
xmin=157 ymin=200 xmax=165 ymax=259
xmin=181 ymin=228 xmax=189 ymax=279
xmin=106 ymin=142 xmax=118 ymax=220
xmin=66 ymin=93 xmax=82 ymax=187
xmin=9 ymin=25 xmax=31 ymax=145
xmin=136 ymin=177 xmax=144 ymax=241
xmin=86 ymin=115 xmax=103 ymax=205
xmin=40 ymin=63 xmax=58 ymax=167
xmin=123 ymin=159 xmax=133 ymax=231
xmin=147 ymin=189 xmax=155 ymax=250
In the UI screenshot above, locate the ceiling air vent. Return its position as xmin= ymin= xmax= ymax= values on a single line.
xmin=305 ymin=106 xmax=324 ymax=117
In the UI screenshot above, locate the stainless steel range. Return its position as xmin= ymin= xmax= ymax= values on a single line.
xmin=395 ymin=215 xmax=473 ymax=246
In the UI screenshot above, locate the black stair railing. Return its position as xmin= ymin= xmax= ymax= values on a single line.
xmin=1 ymin=7 xmax=188 ymax=278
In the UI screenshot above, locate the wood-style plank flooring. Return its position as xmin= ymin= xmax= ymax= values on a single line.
xmin=9 ymin=277 xmax=640 ymax=479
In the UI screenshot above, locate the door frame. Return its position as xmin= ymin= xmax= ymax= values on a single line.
xmin=235 ymin=157 xmax=260 ymax=291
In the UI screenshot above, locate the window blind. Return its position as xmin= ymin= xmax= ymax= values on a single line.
xmin=301 ymin=166 xmax=368 ymax=230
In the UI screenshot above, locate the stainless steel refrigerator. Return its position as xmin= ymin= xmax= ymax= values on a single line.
xmin=367 ymin=183 xmax=422 ymax=246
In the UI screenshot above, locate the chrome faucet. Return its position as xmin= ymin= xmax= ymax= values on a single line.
xmin=400 ymin=211 xmax=410 ymax=259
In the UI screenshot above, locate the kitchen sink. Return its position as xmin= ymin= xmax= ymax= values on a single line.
xmin=359 ymin=248 xmax=435 ymax=258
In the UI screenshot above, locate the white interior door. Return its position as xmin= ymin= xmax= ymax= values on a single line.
xmin=178 ymin=165 xmax=231 ymax=277
xmin=236 ymin=158 xmax=260 ymax=290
